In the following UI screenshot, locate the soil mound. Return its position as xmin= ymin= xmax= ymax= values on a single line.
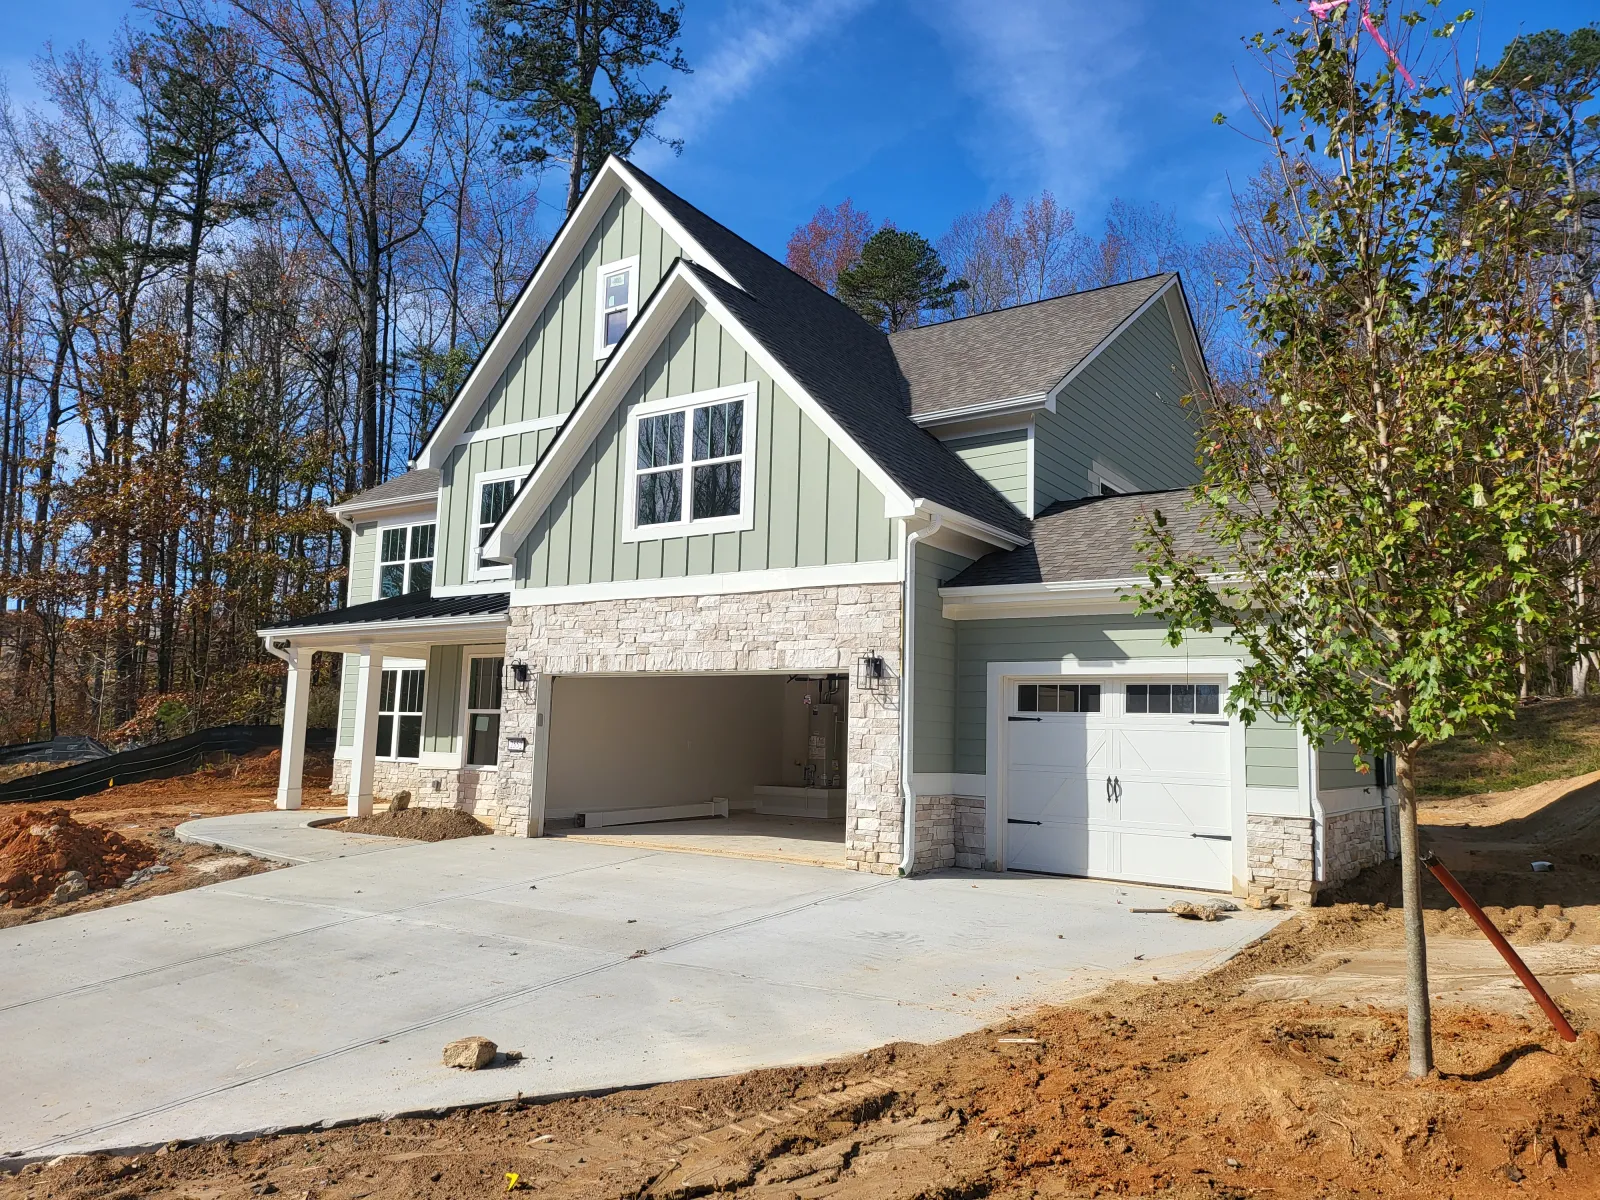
xmin=331 ymin=806 xmax=490 ymax=842
xmin=0 ymin=807 xmax=159 ymax=906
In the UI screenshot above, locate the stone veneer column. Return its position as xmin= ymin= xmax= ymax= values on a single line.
xmin=491 ymin=584 xmax=906 ymax=873
xmin=1245 ymin=813 xmax=1316 ymax=905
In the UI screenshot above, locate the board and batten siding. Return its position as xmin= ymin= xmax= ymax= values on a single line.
xmin=942 ymin=429 xmax=1029 ymax=515
xmin=913 ymin=545 xmax=975 ymax=775
xmin=1033 ymin=302 xmax=1201 ymax=510
xmin=951 ymin=613 xmax=1294 ymax=787
xmin=436 ymin=192 xmax=683 ymax=588
xmin=335 ymin=522 xmax=380 ymax=749
xmin=513 ymin=300 xmax=895 ymax=587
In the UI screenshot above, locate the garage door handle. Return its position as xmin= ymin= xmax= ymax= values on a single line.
xmin=1007 ymin=818 xmax=1042 ymax=826
xmin=1008 ymin=716 xmax=1042 ymax=722
xmin=1189 ymin=719 xmax=1229 ymax=726
xmin=1190 ymin=832 xmax=1232 ymax=841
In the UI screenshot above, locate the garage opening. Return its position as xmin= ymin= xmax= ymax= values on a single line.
xmin=1003 ymin=676 xmax=1233 ymax=891
xmin=544 ymin=673 xmax=849 ymax=867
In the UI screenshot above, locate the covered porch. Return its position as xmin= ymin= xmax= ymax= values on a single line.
xmin=259 ymin=592 xmax=511 ymax=818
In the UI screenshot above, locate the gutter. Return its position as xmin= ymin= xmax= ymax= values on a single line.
xmin=899 ymin=512 xmax=942 ymax=876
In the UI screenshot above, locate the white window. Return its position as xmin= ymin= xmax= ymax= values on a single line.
xmin=1088 ymin=461 xmax=1138 ymax=498
xmin=1126 ymin=683 xmax=1221 ymax=715
xmin=623 ymin=383 xmax=757 ymax=542
xmin=376 ymin=668 xmax=425 ymax=760
xmin=376 ymin=522 xmax=435 ymax=598
xmin=593 ymin=255 xmax=639 ymax=358
xmin=472 ymin=468 xmax=527 ymax=580
xmin=465 ymin=656 xmax=503 ymax=767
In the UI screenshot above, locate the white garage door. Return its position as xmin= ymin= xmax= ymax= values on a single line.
xmin=1003 ymin=678 xmax=1233 ymax=890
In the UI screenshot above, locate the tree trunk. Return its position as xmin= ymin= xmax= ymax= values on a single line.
xmin=1394 ymin=749 xmax=1433 ymax=1077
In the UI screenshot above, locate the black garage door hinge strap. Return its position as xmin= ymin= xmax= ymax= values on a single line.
xmin=1008 ymin=716 xmax=1043 ymax=722
xmin=1189 ymin=719 xmax=1230 ymax=726
xmin=1007 ymin=818 xmax=1043 ymax=826
xmin=1190 ymin=832 xmax=1232 ymax=840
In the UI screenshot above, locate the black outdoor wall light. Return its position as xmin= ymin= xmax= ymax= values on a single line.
xmin=857 ymin=653 xmax=887 ymax=691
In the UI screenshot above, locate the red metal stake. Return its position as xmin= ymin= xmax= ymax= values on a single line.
xmin=1421 ymin=851 xmax=1578 ymax=1042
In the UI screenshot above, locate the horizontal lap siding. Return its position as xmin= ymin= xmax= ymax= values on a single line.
xmin=438 ymin=195 xmax=681 ymax=588
xmin=1246 ymin=719 xmax=1300 ymax=789
xmin=515 ymin=301 xmax=895 ymax=587
xmin=914 ymin=545 xmax=974 ymax=774
xmin=943 ymin=430 xmax=1028 ymax=514
xmin=1319 ymin=739 xmax=1373 ymax=791
xmin=1033 ymin=303 xmax=1202 ymax=509
xmin=953 ymin=615 xmax=1236 ymax=774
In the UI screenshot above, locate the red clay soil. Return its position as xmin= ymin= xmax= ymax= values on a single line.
xmin=0 ymin=807 xmax=158 ymax=907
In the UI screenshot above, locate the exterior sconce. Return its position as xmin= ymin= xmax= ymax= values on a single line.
xmin=510 ymin=659 xmax=531 ymax=690
xmin=857 ymin=653 xmax=887 ymax=691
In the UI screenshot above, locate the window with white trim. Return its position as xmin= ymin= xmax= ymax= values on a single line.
xmin=376 ymin=668 xmax=425 ymax=760
xmin=1017 ymin=683 xmax=1101 ymax=713
xmin=377 ymin=522 xmax=435 ymax=597
xmin=1126 ymin=683 xmax=1220 ymax=715
xmin=472 ymin=469 xmax=525 ymax=578
xmin=593 ymin=256 xmax=639 ymax=358
xmin=465 ymin=656 xmax=503 ymax=767
xmin=624 ymin=384 xmax=756 ymax=541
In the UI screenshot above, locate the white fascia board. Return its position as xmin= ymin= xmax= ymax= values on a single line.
xmin=1047 ymin=275 xmax=1179 ymax=404
xmin=510 ymin=559 xmax=900 ymax=607
xmin=939 ymin=578 xmax=1144 ymax=620
xmin=416 ymin=157 xmax=734 ymax=470
xmin=1162 ymin=281 xmax=1215 ymax=404
xmin=328 ymin=493 xmax=438 ymax=525
xmin=485 ymin=264 xmax=921 ymax=562
xmin=429 ymin=580 xmax=512 ymax=598
xmin=259 ymin=614 xmax=508 ymax=648
xmin=912 ymin=500 xmax=1027 ymax=552
xmin=909 ymin=391 xmax=1054 ymax=429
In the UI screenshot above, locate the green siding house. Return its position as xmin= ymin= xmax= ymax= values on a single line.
xmin=260 ymin=158 xmax=1393 ymax=905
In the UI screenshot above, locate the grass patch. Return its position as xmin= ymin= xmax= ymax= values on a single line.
xmin=1417 ymin=694 xmax=1600 ymax=799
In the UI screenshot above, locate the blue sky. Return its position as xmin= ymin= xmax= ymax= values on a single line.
xmin=4 ymin=0 xmax=1594 ymax=257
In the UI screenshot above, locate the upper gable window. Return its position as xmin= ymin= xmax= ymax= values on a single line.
xmin=471 ymin=466 xmax=528 ymax=581
xmin=594 ymin=256 xmax=640 ymax=358
xmin=623 ymin=383 xmax=757 ymax=542
xmin=377 ymin=522 xmax=435 ymax=597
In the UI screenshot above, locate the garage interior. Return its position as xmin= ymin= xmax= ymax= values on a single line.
xmin=544 ymin=673 xmax=850 ymax=867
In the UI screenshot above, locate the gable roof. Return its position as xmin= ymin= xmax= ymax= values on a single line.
xmin=330 ymin=468 xmax=440 ymax=520
xmin=619 ymin=163 xmax=1029 ymax=539
xmin=889 ymin=274 xmax=1177 ymax=419
xmin=945 ymin=489 xmax=1210 ymax=588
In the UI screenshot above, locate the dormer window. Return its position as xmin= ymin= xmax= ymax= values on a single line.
xmin=377 ymin=522 xmax=435 ymax=597
xmin=594 ymin=256 xmax=639 ymax=358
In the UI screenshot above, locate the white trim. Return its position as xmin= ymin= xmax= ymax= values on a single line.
xmin=416 ymin=157 xmax=734 ymax=469
xmin=593 ymin=255 xmax=640 ymax=359
xmin=1046 ymin=276 xmax=1179 ymax=402
xmin=1087 ymin=460 xmax=1139 ymax=498
xmin=470 ymin=465 xmax=531 ymax=582
xmin=261 ymin=613 xmax=508 ymax=647
xmin=370 ymin=518 xmax=438 ymax=601
xmin=429 ymin=580 xmax=513 ymax=598
xmin=1025 ymin=425 xmax=1037 ymax=518
xmin=983 ymin=655 xmax=1249 ymax=888
xmin=458 ymin=413 xmax=567 ymax=448
xmin=621 ymin=381 xmax=758 ymax=543
xmin=510 ymin=558 xmax=900 ymax=607
xmin=374 ymin=662 xmax=427 ymax=763
xmin=463 ymin=651 xmax=506 ymax=769
xmin=940 ymin=578 xmax=1143 ymax=619
xmin=1246 ymin=785 xmax=1312 ymax=818
xmin=910 ymin=773 xmax=987 ymax=797
xmin=909 ymin=391 xmax=1055 ymax=429
xmin=484 ymin=264 xmax=922 ymax=562
xmin=330 ymin=493 xmax=437 ymax=524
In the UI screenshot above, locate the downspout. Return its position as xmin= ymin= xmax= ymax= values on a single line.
xmin=898 ymin=512 xmax=942 ymax=876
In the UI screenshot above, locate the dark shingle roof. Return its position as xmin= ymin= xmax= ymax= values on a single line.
xmin=889 ymin=275 xmax=1174 ymax=417
xmin=621 ymin=163 xmax=1029 ymax=539
xmin=263 ymin=591 xmax=508 ymax=632
xmin=336 ymin=468 xmax=440 ymax=512
xmin=945 ymin=489 xmax=1211 ymax=588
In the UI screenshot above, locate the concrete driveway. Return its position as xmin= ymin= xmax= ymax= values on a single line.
xmin=2 ymin=816 xmax=1285 ymax=1162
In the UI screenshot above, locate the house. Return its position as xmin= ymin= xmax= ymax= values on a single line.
xmin=259 ymin=157 xmax=1393 ymax=904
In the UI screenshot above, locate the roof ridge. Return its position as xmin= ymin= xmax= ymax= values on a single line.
xmin=888 ymin=272 xmax=1174 ymax=338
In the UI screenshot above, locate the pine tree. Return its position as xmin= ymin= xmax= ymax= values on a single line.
xmin=836 ymin=229 xmax=967 ymax=332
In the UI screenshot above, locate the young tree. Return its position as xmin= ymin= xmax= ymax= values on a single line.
xmin=785 ymin=198 xmax=874 ymax=294
xmin=1137 ymin=6 xmax=1600 ymax=1077
xmin=836 ymin=228 xmax=967 ymax=332
xmin=476 ymin=0 xmax=690 ymax=215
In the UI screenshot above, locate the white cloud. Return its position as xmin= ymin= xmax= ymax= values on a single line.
xmin=639 ymin=0 xmax=873 ymax=158
xmin=917 ymin=0 xmax=1147 ymax=210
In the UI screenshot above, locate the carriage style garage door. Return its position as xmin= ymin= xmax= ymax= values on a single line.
xmin=1003 ymin=678 xmax=1233 ymax=891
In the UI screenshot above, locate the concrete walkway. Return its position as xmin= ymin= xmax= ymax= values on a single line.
xmin=2 ymin=824 xmax=1286 ymax=1164
xmin=175 ymin=809 xmax=409 ymax=865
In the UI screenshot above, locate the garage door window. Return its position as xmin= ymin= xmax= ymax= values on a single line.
xmin=376 ymin=668 xmax=425 ymax=761
xmin=466 ymin=657 xmax=503 ymax=767
xmin=1126 ymin=683 xmax=1219 ymax=715
xmin=1017 ymin=683 xmax=1100 ymax=713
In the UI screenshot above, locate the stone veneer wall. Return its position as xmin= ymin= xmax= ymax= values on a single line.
xmin=329 ymin=758 xmax=498 ymax=820
xmin=1245 ymin=814 xmax=1316 ymax=906
xmin=953 ymin=795 xmax=986 ymax=870
xmin=911 ymin=793 xmax=988 ymax=872
xmin=495 ymin=584 xmax=907 ymax=873
xmin=1322 ymin=805 xmax=1391 ymax=886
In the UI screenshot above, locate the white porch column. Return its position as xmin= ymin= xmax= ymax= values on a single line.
xmin=275 ymin=647 xmax=310 ymax=811
xmin=347 ymin=644 xmax=385 ymax=818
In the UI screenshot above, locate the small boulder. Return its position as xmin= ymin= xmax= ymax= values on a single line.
xmin=52 ymin=871 xmax=89 ymax=904
xmin=443 ymin=1036 xmax=497 ymax=1070
xmin=389 ymin=791 xmax=412 ymax=812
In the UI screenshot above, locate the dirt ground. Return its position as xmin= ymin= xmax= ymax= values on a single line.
xmin=332 ymin=806 xmax=492 ymax=842
xmin=0 ymin=748 xmax=340 ymax=929
xmin=5 ymin=771 xmax=1600 ymax=1197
